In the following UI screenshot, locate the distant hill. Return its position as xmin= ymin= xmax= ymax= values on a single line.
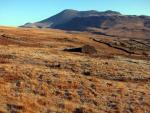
xmin=21 ymin=9 xmax=150 ymax=39
xmin=20 ymin=9 xmax=122 ymax=28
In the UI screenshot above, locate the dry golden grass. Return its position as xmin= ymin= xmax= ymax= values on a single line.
xmin=0 ymin=27 xmax=149 ymax=113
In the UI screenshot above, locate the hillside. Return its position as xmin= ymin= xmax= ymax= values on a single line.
xmin=0 ymin=26 xmax=150 ymax=113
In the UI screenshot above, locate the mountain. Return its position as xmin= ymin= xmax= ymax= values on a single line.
xmin=20 ymin=9 xmax=122 ymax=28
xmin=21 ymin=9 xmax=150 ymax=39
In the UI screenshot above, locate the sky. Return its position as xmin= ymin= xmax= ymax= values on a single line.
xmin=0 ymin=0 xmax=150 ymax=26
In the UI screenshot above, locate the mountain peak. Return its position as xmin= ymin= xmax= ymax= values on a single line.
xmin=60 ymin=9 xmax=121 ymax=16
xmin=61 ymin=9 xmax=79 ymax=14
xmin=102 ymin=10 xmax=122 ymax=15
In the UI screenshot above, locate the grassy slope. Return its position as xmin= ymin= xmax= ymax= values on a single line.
xmin=0 ymin=27 xmax=150 ymax=113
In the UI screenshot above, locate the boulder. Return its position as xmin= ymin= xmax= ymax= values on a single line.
xmin=64 ymin=45 xmax=97 ymax=54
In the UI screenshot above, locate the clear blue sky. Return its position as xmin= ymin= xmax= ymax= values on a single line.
xmin=0 ymin=0 xmax=150 ymax=26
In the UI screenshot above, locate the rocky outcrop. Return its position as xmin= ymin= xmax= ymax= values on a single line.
xmin=64 ymin=45 xmax=97 ymax=54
